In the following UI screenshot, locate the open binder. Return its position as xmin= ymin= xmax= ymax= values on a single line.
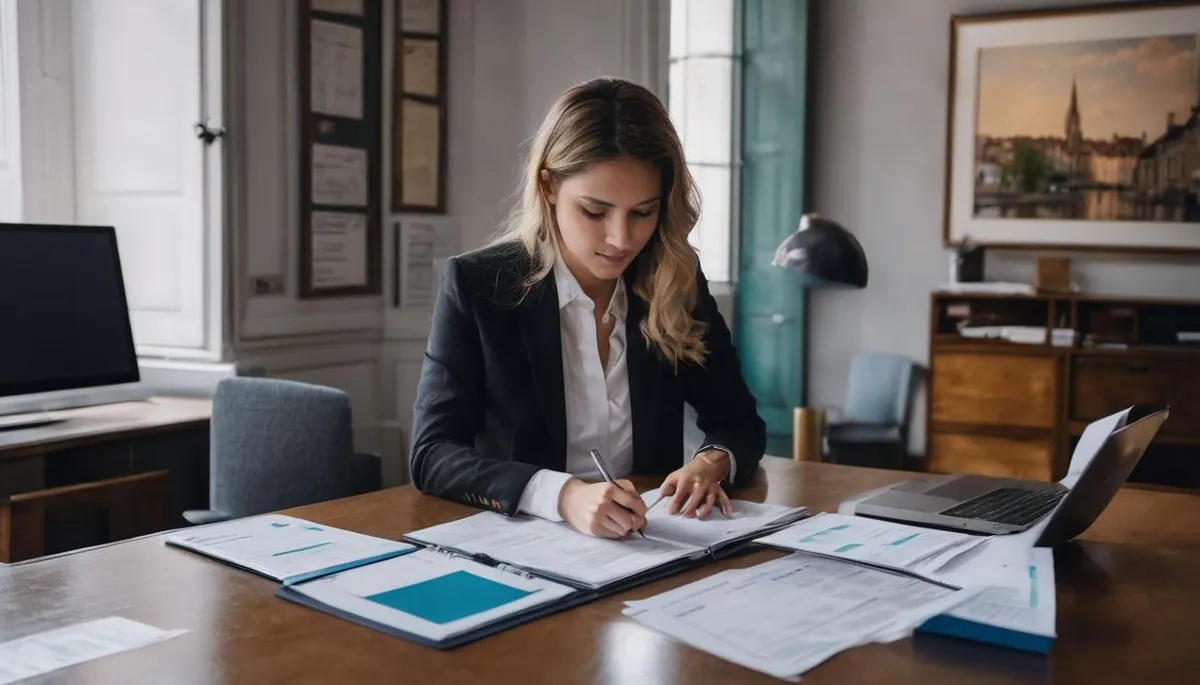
xmin=275 ymin=495 xmax=808 ymax=649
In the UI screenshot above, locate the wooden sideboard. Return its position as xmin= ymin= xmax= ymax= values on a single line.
xmin=0 ymin=397 xmax=212 ymax=562
xmin=927 ymin=291 xmax=1200 ymax=485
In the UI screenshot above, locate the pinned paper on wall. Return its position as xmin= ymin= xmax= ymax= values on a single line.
xmin=397 ymin=218 xmax=460 ymax=309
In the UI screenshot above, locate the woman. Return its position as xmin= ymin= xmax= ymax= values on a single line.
xmin=410 ymin=77 xmax=765 ymax=539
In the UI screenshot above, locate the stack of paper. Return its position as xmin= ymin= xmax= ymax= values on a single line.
xmin=404 ymin=496 xmax=808 ymax=591
xmin=755 ymin=512 xmax=989 ymax=582
xmin=918 ymin=548 xmax=1056 ymax=653
xmin=164 ymin=514 xmax=417 ymax=585
xmin=623 ymin=553 xmax=981 ymax=680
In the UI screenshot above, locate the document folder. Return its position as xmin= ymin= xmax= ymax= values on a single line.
xmin=275 ymin=547 xmax=592 ymax=649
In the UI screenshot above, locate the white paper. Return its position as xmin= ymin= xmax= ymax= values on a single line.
xmin=164 ymin=514 xmax=415 ymax=584
xmin=289 ymin=549 xmax=576 ymax=643
xmin=639 ymin=488 xmax=808 ymax=550
xmin=757 ymin=512 xmax=989 ymax=579
xmin=0 ymin=617 xmax=185 ymax=685
xmin=399 ymin=218 xmax=459 ymax=308
xmin=938 ymin=547 xmax=1056 ymax=638
xmin=311 ymin=20 xmax=363 ymax=119
xmin=401 ymin=38 xmax=439 ymax=97
xmin=623 ymin=553 xmax=980 ymax=680
xmin=311 ymin=211 xmax=368 ymax=288
xmin=1063 ymin=408 xmax=1130 ymax=487
xmin=406 ymin=512 xmax=701 ymax=589
xmin=400 ymin=99 xmax=440 ymax=207
xmin=312 ymin=0 xmax=363 ymax=15
xmin=312 ymin=144 xmax=368 ymax=207
xmin=400 ymin=0 xmax=440 ymax=33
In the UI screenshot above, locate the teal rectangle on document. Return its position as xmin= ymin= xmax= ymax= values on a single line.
xmin=366 ymin=571 xmax=533 ymax=625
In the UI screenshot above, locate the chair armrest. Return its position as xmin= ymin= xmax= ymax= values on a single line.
xmin=350 ymin=451 xmax=383 ymax=493
xmin=826 ymin=422 xmax=903 ymax=443
xmin=183 ymin=510 xmax=233 ymax=525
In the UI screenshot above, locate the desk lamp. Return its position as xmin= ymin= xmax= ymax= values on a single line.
xmin=772 ymin=213 xmax=868 ymax=461
xmin=772 ymin=213 xmax=868 ymax=288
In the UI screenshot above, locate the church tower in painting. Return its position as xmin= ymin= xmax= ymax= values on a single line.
xmin=1065 ymin=77 xmax=1084 ymax=178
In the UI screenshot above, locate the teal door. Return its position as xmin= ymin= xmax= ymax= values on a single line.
xmin=735 ymin=0 xmax=811 ymax=457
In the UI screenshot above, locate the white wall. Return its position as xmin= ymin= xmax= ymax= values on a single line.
xmin=223 ymin=0 xmax=665 ymax=485
xmin=808 ymin=0 xmax=1200 ymax=456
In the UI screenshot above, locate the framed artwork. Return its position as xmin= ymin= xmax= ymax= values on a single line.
xmin=391 ymin=0 xmax=448 ymax=213
xmin=944 ymin=1 xmax=1200 ymax=252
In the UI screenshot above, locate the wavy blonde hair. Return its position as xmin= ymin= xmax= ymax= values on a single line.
xmin=490 ymin=77 xmax=706 ymax=368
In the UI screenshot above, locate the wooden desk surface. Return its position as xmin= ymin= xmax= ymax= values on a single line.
xmin=0 ymin=397 xmax=212 ymax=461
xmin=3 ymin=457 xmax=1200 ymax=684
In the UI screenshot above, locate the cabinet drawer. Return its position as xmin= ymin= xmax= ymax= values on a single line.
xmin=1071 ymin=356 xmax=1200 ymax=436
xmin=928 ymin=432 xmax=1054 ymax=481
xmin=931 ymin=353 xmax=1058 ymax=428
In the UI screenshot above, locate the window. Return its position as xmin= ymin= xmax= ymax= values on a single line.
xmin=668 ymin=0 xmax=738 ymax=284
xmin=0 ymin=0 xmax=224 ymax=358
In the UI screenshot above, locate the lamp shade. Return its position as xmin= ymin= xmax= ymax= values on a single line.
xmin=771 ymin=213 xmax=868 ymax=289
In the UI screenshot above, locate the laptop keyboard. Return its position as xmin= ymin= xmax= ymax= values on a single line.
xmin=939 ymin=487 xmax=1067 ymax=527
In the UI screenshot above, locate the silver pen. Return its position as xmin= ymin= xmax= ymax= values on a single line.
xmin=589 ymin=448 xmax=646 ymax=539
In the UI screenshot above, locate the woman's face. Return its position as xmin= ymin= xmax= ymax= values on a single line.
xmin=546 ymin=156 xmax=661 ymax=286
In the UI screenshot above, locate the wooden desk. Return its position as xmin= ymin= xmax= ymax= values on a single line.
xmin=3 ymin=457 xmax=1200 ymax=683
xmin=0 ymin=397 xmax=212 ymax=561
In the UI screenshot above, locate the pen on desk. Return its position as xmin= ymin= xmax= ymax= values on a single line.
xmin=588 ymin=448 xmax=647 ymax=539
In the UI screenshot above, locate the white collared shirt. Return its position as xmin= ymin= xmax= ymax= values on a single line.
xmin=517 ymin=259 xmax=634 ymax=520
xmin=516 ymin=258 xmax=737 ymax=521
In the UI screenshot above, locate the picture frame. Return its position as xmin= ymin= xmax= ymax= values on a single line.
xmin=944 ymin=1 xmax=1200 ymax=252
xmin=298 ymin=0 xmax=384 ymax=299
xmin=392 ymin=0 xmax=448 ymax=214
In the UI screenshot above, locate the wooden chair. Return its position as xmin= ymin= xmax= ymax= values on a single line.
xmin=0 ymin=470 xmax=167 ymax=563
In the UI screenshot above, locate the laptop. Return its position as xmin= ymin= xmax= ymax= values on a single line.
xmin=851 ymin=404 xmax=1169 ymax=544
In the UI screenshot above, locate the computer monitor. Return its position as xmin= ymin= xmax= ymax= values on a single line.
xmin=0 ymin=223 xmax=148 ymax=425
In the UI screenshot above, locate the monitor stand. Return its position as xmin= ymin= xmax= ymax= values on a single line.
xmin=0 ymin=412 xmax=68 ymax=431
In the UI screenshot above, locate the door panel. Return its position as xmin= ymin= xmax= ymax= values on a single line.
xmin=735 ymin=0 xmax=810 ymax=453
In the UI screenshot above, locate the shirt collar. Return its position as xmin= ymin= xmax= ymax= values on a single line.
xmin=552 ymin=257 xmax=626 ymax=322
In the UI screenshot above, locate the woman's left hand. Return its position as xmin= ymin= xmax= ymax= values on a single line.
xmin=659 ymin=450 xmax=734 ymax=519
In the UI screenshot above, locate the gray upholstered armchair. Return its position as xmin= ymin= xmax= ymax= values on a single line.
xmin=183 ymin=377 xmax=382 ymax=525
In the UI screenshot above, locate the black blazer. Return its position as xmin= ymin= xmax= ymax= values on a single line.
xmin=409 ymin=243 xmax=766 ymax=516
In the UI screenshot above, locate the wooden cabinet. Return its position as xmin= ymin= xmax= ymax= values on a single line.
xmin=928 ymin=292 xmax=1200 ymax=483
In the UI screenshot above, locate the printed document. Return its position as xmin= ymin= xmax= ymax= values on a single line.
xmin=935 ymin=547 xmax=1056 ymax=639
xmin=0 ymin=617 xmax=185 ymax=685
xmin=640 ymin=488 xmax=808 ymax=550
xmin=623 ymin=553 xmax=980 ymax=680
xmin=165 ymin=514 xmax=416 ymax=585
xmin=285 ymin=548 xmax=576 ymax=644
xmin=407 ymin=494 xmax=808 ymax=590
xmin=406 ymin=513 xmax=700 ymax=589
xmin=757 ymin=512 xmax=988 ymax=580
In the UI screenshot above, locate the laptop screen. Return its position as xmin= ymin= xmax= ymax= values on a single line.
xmin=0 ymin=223 xmax=140 ymax=398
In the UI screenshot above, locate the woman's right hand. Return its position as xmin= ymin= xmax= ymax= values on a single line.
xmin=558 ymin=478 xmax=648 ymax=538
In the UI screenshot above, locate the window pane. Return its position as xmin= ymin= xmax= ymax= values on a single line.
xmin=681 ymin=57 xmax=732 ymax=165
xmin=686 ymin=0 xmax=734 ymax=55
xmin=688 ymin=163 xmax=731 ymax=283
xmin=669 ymin=0 xmax=688 ymax=58
xmin=667 ymin=60 xmax=686 ymax=135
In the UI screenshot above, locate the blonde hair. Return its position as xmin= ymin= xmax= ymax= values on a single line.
xmin=491 ymin=77 xmax=707 ymax=368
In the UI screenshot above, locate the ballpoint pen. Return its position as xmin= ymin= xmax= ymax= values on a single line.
xmin=588 ymin=448 xmax=647 ymax=539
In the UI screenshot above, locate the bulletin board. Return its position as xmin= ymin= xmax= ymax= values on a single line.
xmin=391 ymin=0 xmax=448 ymax=214
xmin=298 ymin=0 xmax=384 ymax=298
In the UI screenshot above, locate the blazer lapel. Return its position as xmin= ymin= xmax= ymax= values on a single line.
xmin=625 ymin=284 xmax=662 ymax=474
xmin=518 ymin=275 xmax=568 ymax=470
